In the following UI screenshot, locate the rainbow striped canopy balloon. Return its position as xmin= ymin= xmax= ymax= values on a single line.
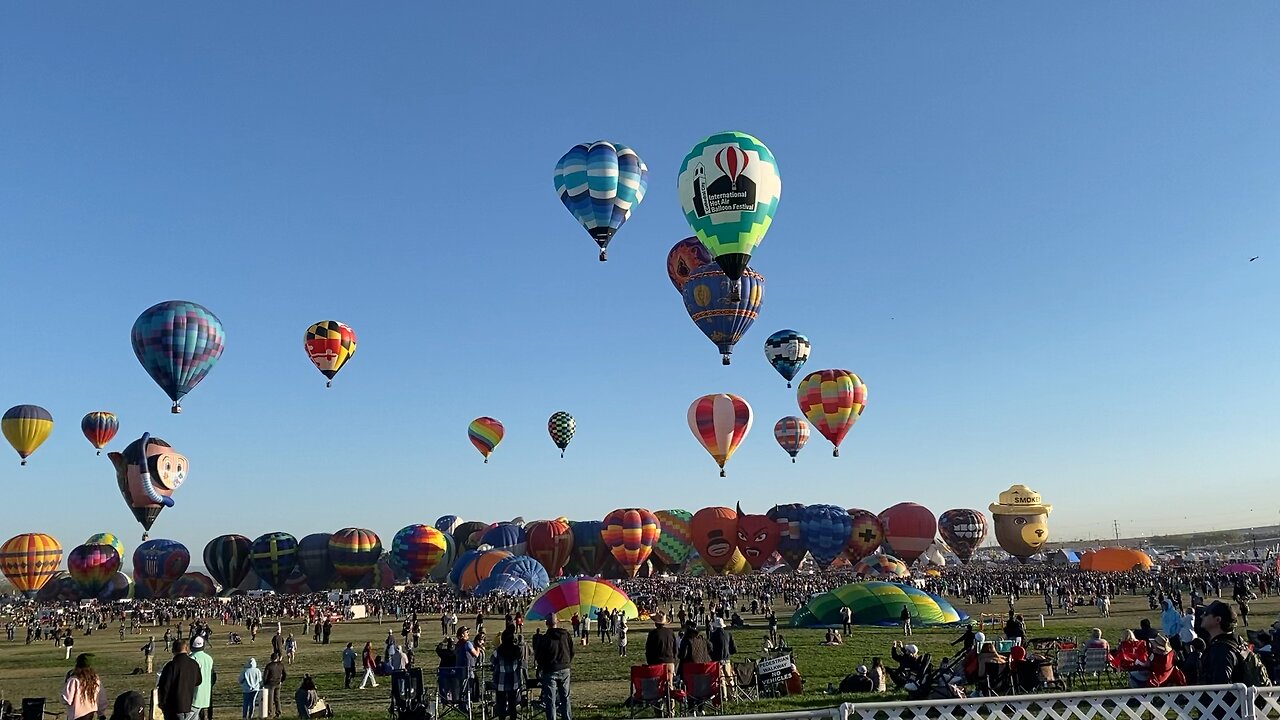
xmin=525 ymin=578 xmax=638 ymax=622
xmin=330 ymin=528 xmax=382 ymax=580
xmin=81 ymin=412 xmax=119 ymax=455
xmin=391 ymin=525 xmax=448 ymax=583
xmin=131 ymin=301 xmax=225 ymax=414
xmin=687 ymin=393 xmax=753 ymax=477
xmin=601 ymin=508 xmax=660 ymax=578
xmin=796 ymin=369 xmax=867 ymax=457
xmin=652 ymin=510 xmax=693 ymax=567
xmin=852 ymin=553 xmax=911 ymax=579
xmin=468 ymin=417 xmax=504 ymax=463
xmin=68 ymin=543 xmax=122 ymax=595
xmin=0 ymin=533 xmax=62 ymax=596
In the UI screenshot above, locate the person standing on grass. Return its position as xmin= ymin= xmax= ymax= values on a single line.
xmin=899 ymin=606 xmax=912 ymax=637
xmin=190 ymin=636 xmax=216 ymax=720
xmin=62 ymin=654 xmax=108 ymax=720
xmin=341 ymin=643 xmax=357 ymax=689
xmin=534 ymin=616 xmax=574 ymax=720
xmin=454 ymin=627 xmax=481 ymax=714
xmin=262 ymin=653 xmax=287 ymax=718
xmin=158 ymin=641 xmax=203 ymax=720
xmin=143 ymin=637 xmax=156 ymax=674
xmin=238 ymin=658 xmax=263 ymax=720
xmin=285 ymin=634 xmax=297 ymax=665
xmin=358 ymin=642 xmax=378 ymax=689
xmin=491 ymin=628 xmax=526 ymax=720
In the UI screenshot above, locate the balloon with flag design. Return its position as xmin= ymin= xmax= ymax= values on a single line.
xmin=764 ymin=330 xmax=810 ymax=388
xmin=133 ymin=539 xmax=190 ymax=599
xmin=796 ymin=369 xmax=867 ymax=457
xmin=81 ymin=412 xmax=119 ymax=455
xmin=554 ymin=141 xmax=649 ymax=261
xmin=304 ymin=321 xmax=357 ymax=387
xmin=601 ymin=508 xmax=661 ymax=578
xmin=773 ymin=416 xmax=809 ymax=463
xmin=468 ymin=417 xmax=504 ymax=463
xmin=131 ymin=301 xmax=225 ymax=413
xmin=687 ymin=394 xmax=753 ymax=476
xmin=248 ymin=532 xmax=297 ymax=591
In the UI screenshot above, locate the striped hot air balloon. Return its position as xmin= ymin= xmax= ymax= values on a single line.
xmin=601 ymin=508 xmax=661 ymax=578
xmin=81 ymin=412 xmax=119 ymax=455
xmin=0 ymin=533 xmax=63 ymax=596
xmin=773 ymin=416 xmax=809 ymax=463
xmin=391 ymin=525 xmax=448 ymax=583
xmin=687 ymin=394 xmax=753 ymax=477
xmin=2 ymin=405 xmax=53 ymax=465
xmin=203 ymin=535 xmax=252 ymax=591
xmin=796 ymin=369 xmax=867 ymax=457
xmin=553 ymin=141 xmax=649 ymax=262
xmin=329 ymin=528 xmax=382 ymax=581
xmin=468 ymin=417 xmax=504 ymax=463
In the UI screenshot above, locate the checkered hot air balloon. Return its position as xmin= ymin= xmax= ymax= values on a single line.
xmin=652 ymin=510 xmax=694 ymax=567
xmin=1 ymin=533 xmax=63 ymax=597
xmin=678 ymin=132 xmax=781 ymax=302
xmin=131 ymin=301 xmax=225 ymax=414
xmin=601 ymin=508 xmax=660 ymax=578
xmin=682 ymin=263 xmax=765 ymax=365
xmin=81 ymin=412 xmax=119 ymax=455
xmin=3 ymin=405 xmax=53 ymax=466
xmin=687 ymin=394 xmax=753 ymax=476
xmin=547 ymin=412 xmax=576 ymax=458
xmin=796 ymin=369 xmax=867 ymax=457
xmin=391 ymin=525 xmax=448 ymax=583
xmin=468 ymin=417 xmax=504 ymax=463
xmin=554 ymin=141 xmax=649 ymax=262
xmin=845 ymin=509 xmax=884 ymax=563
xmin=773 ymin=416 xmax=809 ymax=463
xmin=304 ymin=320 xmax=357 ymax=388
xmin=764 ymin=330 xmax=811 ymax=388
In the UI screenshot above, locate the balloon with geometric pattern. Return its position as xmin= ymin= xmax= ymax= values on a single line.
xmin=68 ymin=543 xmax=121 ymax=597
xmin=304 ymin=321 xmax=358 ymax=388
xmin=601 ymin=508 xmax=661 ymax=578
xmin=131 ymin=301 xmax=225 ymax=414
xmin=85 ymin=533 xmax=126 ymax=567
xmin=845 ymin=508 xmax=884 ymax=563
xmin=938 ymin=508 xmax=988 ymax=564
xmin=248 ymin=532 xmax=297 ymax=591
xmin=0 ymin=533 xmax=63 ymax=596
xmin=390 ymin=525 xmax=449 ymax=583
xmin=682 ymin=263 xmax=765 ymax=365
xmin=796 ymin=369 xmax=867 ymax=457
xmin=547 ymin=412 xmax=576 ymax=458
xmin=2 ymin=405 xmax=53 ymax=466
xmin=81 ymin=412 xmax=119 ymax=455
xmin=554 ymin=141 xmax=649 ymax=262
xmin=767 ymin=504 xmax=808 ymax=570
xmin=773 ymin=416 xmax=809 ymax=463
xmin=468 ymin=417 xmax=504 ymax=463
xmin=652 ymin=509 xmax=694 ymax=567
xmin=687 ymin=393 xmax=753 ymax=477
xmin=764 ymin=330 xmax=810 ymax=388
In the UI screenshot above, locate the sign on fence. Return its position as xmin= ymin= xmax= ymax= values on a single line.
xmin=755 ymin=653 xmax=793 ymax=686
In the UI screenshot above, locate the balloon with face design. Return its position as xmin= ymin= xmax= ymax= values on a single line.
xmin=989 ymin=484 xmax=1052 ymax=563
xmin=691 ymin=506 xmax=738 ymax=573
xmin=734 ymin=503 xmax=781 ymax=570
xmin=107 ymin=433 xmax=188 ymax=539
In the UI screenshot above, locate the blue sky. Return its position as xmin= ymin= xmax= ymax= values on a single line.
xmin=2 ymin=3 xmax=1279 ymax=562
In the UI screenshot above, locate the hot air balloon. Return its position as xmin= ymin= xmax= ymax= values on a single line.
xmin=547 ymin=412 xmax=576 ymax=458
xmin=525 ymin=519 xmax=574 ymax=577
xmin=303 ymin=321 xmax=357 ymax=387
xmin=330 ymin=528 xmax=382 ymax=581
xmin=677 ymin=132 xmax=781 ymax=302
xmin=85 ymin=533 xmax=126 ymax=566
xmin=796 ymin=370 xmax=867 ymax=457
xmin=2 ymin=405 xmax=53 ymax=466
xmin=989 ymin=485 xmax=1052 ymax=563
xmin=0 ymin=533 xmax=62 ymax=596
xmin=601 ymin=508 xmax=661 ymax=578
xmin=297 ymin=533 xmax=334 ymax=590
xmin=878 ymin=503 xmax=938 ymax=565
xmin=131 ymin=301 xmax=225 ymax=413
xmin=567 ymin=520 xmax=608 ymax=576
xmin=682 ymin=263 xmax=765 ymax=365
xmin=773 ymin=417 xmax=809 ymax=463
xmin=845 ymin=509 xmax=884 ymax=563
xmin=691 ymin=507 xmax=739 ymax=574
xmin=735 ymin=504 xmax=782 ymax=571
xmin=468 ymin=417 xmax=504 ymax=463
xmin=666 ymin=237 xmax=713 ymax=293
xmin=68 ymin=543 xmax=122 ymax=596
xmin=457 ymin=550 xmax=513 ymax=592
xmin=764 ymin=330 xmax=811 ymax=388
xmin=37 ymin=574 xmax=84 ymax=603
xmin=475 ymin=573 xmax=531 ymax=597
xmin=553 ymin=141 xmax=649 ymax=261
xmin=169 ymin=571 xmax=218 ymax=598
xmin=81 ymin=412 xmax=119 ymax=455
xmin=652 ymin=510 xmax=694 ymax=567
xmin=801 ymin=504 xmax=852 ymax=569
xmin=767 ymin=504 xmax=808 ymax=570
xmin=480 ymin=524 xmax=527 ymax=554
xmin=435 ymin=515 xmax=463 ymax=537
xmin=133 ymin=539 xmax=190 ymax=599
xmin=687 ymin=394 xmax=753 ymax=477
xmin=249 ymin=533 xmax=297 ymax=590
xmin=390 ymin=525 xmax=449 ymax=583
xmin=428 ymin=532 xmax=456 ymax=583
xmin=452 ymin=521 xmax=486 ymax=551
xmin=107 ymin=433 xmax=188 ymax=539
xmin=490 ymin=555 xmax=551 ymax=592
xmin=938 ymin=509 xmax=988 ymax=564
xmin=525 ymin=578 xmax=638 ymax=622
xmin=203 ymin=535 xmax=251 ymax=592
xmin=98 ymin=571 xmax=133 ymax=601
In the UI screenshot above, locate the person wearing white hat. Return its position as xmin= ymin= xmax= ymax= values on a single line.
xmin=189 ymin=636 xmax=216 ymax=720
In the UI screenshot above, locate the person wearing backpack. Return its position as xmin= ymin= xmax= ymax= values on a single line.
xmin=1198 ymin=601 xmax=1269 ymax=686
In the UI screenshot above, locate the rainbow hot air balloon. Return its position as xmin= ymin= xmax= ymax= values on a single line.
xmin=938 ymin=509 xmax=988 ymax=564
xmin=0 ymin=533 xmax=62 ymax=596
xmin=878 ymin=502 xmax=938 ymax=565
xmin=601 ymin=508 xmax=661 ymax=578
xmin=468 ymin=417 xmax=504 ymax=463
xmin=525 ymin=519 xmax=574 ymax=577
xmin=845 ymin=509 xmax=884 ymax=563
xmin=131 ymin=301 xmax=225 ymax=414
xmin=525 ymin=577 xmax=638 ymax=622
xmin=682 ymin=263 xmax=764 ymax=365
xmin=81 ymin=412 xmax=119 ymax=455
xmin=666 ymin=237 xmax=712 ymax=293
xmin=652 ymin=510 xmax=694 ymax=567
xmin=304 ymin=321 xmax=357 ymax=388
xmin=764 ymin=330 xmax=810 ymax=388
xmin=801 ymin=504 xmax=852 ymax=569
xmin=249 ymin=532 xmax=297 ymax=590
xmin=391 ymin=525 xmax=449 ymax=583
xmin=2 ymin=405 xmax=53 ymax=466
xmin=297 ymin=533 xmax=334 ymax=589
xmin=547 ymin=412 xmax=576 ymax=458
xmin=203 ymin=535 xmax=252 ymax=591
xmin=133 ymin=539 xmax=190 ymax=599
xmin=767 ymin=504 xmax=808 ymax=570
xmin=773 ymin=417 xmax=809 ymax=463
xmin=796 ymin=370 xmax=867 ymax=457
xmin=554 ymin=141 xmax=649 ymax=262
xmin=687 ymin=393 xmax=753 ymax=477
xmin=330 ymin=528 xmax=382 ymax=581
xmin=85 ymin=533 xmax=126 ymax=566
xmin=678 ymin=132 xmax=781 ymax=302
xmin=68 ymin=543 xmax=122 ymax=596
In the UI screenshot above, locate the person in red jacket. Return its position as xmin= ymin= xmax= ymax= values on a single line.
xmin=1130 ymin=634 xmax=1177 ymax=687
xmin=358 ymin=642 xmax=378 ymax=690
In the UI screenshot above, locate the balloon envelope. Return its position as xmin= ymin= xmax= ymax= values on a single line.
xmin=391 ymin=525 xmax=449 ymax=583
xmin=248 ymin=533 xmax=297 ymax=590
xmin=553 ymin=141 xmax=649 ymax=261
xmin=526 ymin=519 xmax=574 ymax=577
xmin=567 ymin=521 xmax=608 ymax=576
xmin=878 ymin=503 xmax=938 ymax=565
xmin=547 ymin=412 xmax=576 ymax=456
xmin=682 ymin=263 xmax=764 ymax=364
xmin=490 ymin=555 xmax=550 ymax=591
xmin=169 ymin=571 xmax=217 ymax=598
xmin=525 ymin=578 xmax=638 ymax=622
xmin=81 ymin=412 xmax=119 ymax=453
xmin=767 ymin=504 xmax=808 ymax=570
xmin=297 ymin=533 xmax=334 ymax=590
xmin=773 ymin=417 xmax=809 ymax=461
xmin=69 ymin=543 xmax=122 ymax=595
xmin=2 ymin=405 xmax=53 ymax=464
xmin=687 ymin=393 xmax=753 ymax=476
xmin=203 ymin=534 xmax=251 ymax=591
xmin=468 ymin=418 xmax=504 ymax=462
xmin=1 ymin=533 xmax=62 ymax=595
xmin=764 ymin=330 xmax=811 ymax=387
xmin=304 ymin=321 xmax=357 ymax=385
xmin=845 ymin=509 xmax=884 ymax=562
xmin=801 ymin=504 xmax=852 ymax=569
xmin=652 ymin=510 xmax=694 ymax=567
xmin=601 ymin=508 xmax=660 ymax=578
xmin=691 ymin=507 xmax=738 ymax=573
xmin=132 ymin=539 xmax=190 ymax=599
xmin=938 ymin=509 xmax=988 ymax=564
xmin=796 ymin=370 xmax=867 ymax=456
xmin=131 ymin=301 xmax=225 ymax=412
xmin=330 ymin=528 xmax=382 ymax=580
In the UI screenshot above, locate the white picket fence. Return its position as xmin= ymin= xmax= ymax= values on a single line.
xmin=717 ymin=684 xmax=1280 ymax=720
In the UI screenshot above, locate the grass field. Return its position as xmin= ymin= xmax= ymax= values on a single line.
xmin=4 ymin=592 xmax=1276 ymax=720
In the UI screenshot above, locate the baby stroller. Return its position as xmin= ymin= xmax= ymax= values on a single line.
xmin=389 ymin=668 xmax=427 ymax=720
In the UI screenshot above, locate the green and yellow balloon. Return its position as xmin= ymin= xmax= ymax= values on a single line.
xmin=677 ymin=132 xmax=781 ymax=301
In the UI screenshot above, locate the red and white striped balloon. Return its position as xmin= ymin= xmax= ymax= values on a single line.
xmin=773 ymin=416 xmax=810 ymax=463
xmin=687 ymin=394 xmax=753 ymax=477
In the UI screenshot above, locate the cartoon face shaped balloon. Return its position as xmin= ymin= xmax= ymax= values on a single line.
xmin=691 ymin=506 xmax=738 ymax=572
xmin=666 ymin=237 xmax=713 ymax=293
xmin=989 ymin=485 xmax=1052 ymax=563
xmin=734 ymin=503 xmax=781 ymax=570
xmin=108 ymin=433 xmax=188 ymax=536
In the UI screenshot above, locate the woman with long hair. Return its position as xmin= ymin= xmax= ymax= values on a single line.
xmin=491 ymin=627 xmax=525 ymax=720
xmin=358 ymin=642 xmax=378 ymax=689
xmin=62 ymin=654 xmax=108 ymax=720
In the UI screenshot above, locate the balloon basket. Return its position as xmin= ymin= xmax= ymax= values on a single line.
xmin=833 ymin=448 xmax=840 ymax=457
xmin=19 ymin=460 xmax=26 ymax=466
xmin=96 ymin=450 xmax=102 ymax=456
xmin=721 ymin=355 xmax=731 ymax=365
xmin=791 ymin=458 xmax=796 ymax=464
xmin=326 ymin=380 xmax=333 ymax=388
xmin=719 ymin=469 xmax=726 ymax=477
xmin=599 ymin=249 xmax=608 ymax=262
xmin=786 ymin=382 xmax=792 ymax=388
xmin=560 ymin=450 xmax=565 ymax=458
xmin=171 ymin=404 xmax=182 ymax=414
xmin=483 ymin=458 xmax=489 ymax=464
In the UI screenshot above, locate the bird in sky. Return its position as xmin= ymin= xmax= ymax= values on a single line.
xmin=1250 ymin=256 xmax=1260 ymax=262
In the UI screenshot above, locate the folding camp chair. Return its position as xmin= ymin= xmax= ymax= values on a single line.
xmin=730 ymin=661 xmax=758 ymax=703
xmin=1055 ymin=648 xmax=1080 ymax=689
xmin=436 ymin=667 xmax=473 ymax=720
xmin=389 ymin=668 xmax=428 ymax=720
xmin=681 ymin=663 xmax=721 ymax=716
xmin=629 ymin=665 xmax=674 ymax=718
xmin=1082 ymin=648 xmax=1117 ymax=689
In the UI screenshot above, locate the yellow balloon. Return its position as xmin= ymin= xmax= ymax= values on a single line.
xmin=2 ymin=405 xmax=53 ymax=466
